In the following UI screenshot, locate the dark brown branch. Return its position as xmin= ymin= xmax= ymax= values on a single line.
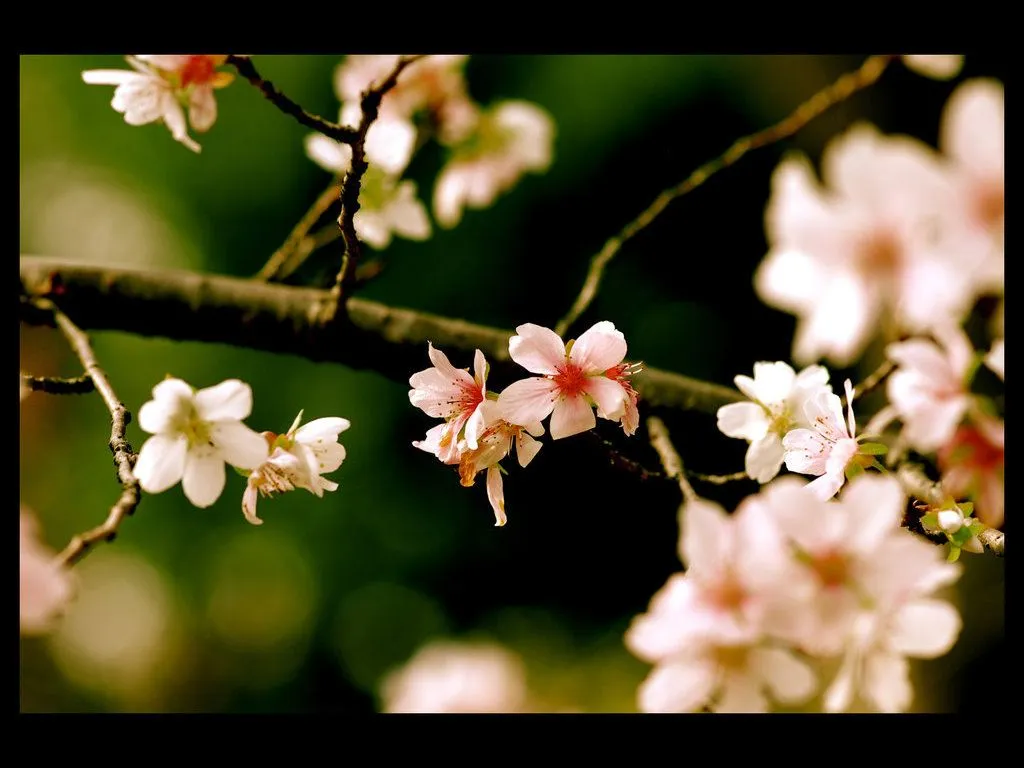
xmin=646 ymin=416 xmax=698 ymax=504
xmin=256 ymin=180 xmax=342 ymax=281
xmin=333 ymin=55 xmax=427 ymax=301
xmin=20 ymin=256 xmax=743 ymax=417
xmin=226 ymin=55 xmax=357 ymax=144
xmin=21 ymin=373 xmax=95 ymax=395
xmin=29 ymin=299 xmax=141 ymax=567
xmin=554 ymin=54 xmax=895 ymax=338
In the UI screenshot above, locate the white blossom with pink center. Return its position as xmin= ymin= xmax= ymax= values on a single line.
xmin=381 ymin=639 xmax=529 ymax=713
xmin=755 ymin=124 xmax=974 ymax=367
xmin=782 ymin=379 xmax=861 ymax=500
xmin=20 ymin=508 xmax=74 ymax=635
xmin=886 ymin=326 xmax=976 ymax=453
xmin=409 ymin=344 xmax=489 ymax=464
xmin=717 ymin=361 xmax=832 ymax=483
xmin=434 ymin=101 xmax=555 ymax=228
xmin=498 ymin=322 xmax=630 ymax=440
xmin=626 ymin=497 xmax=817 ymax=713
xmin=902 ymin=55 xmax=964 ymax=80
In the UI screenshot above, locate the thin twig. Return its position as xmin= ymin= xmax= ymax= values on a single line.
xmin=689 ymin=470 xmax=749 ymax=485
xmin=256 ymin=180 xmax=342 ymax=281
xmin=851 ymin=359 xmax=895 ymax=403
xmin=554 ymin=54 xmax=895 ymax=338
xmin=226 ymin=55 xmax=357 ymax=144
xmin=646 ymin=416 xmax=698 ymax=504
xmin=30 ymin=299 xmax=141 ymax=567
xmin=21 ymin=373 xmax=95 ymax=395
xmin=332 ymin=55 xmax=427 ymax=303
xmin=587 ymin=432 xmax=665 ymax=481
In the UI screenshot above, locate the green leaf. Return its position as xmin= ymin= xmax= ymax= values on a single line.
xmin=951 ymin=527 xmax=974 ymax=546
xmin=968 ymin=521 xmax=986 ymax=537
xmin=858 ymin=442 xmax=888 ymax=455
xmin=958 ymin=502 xmax=974 ymax=516
xmin=947 ymin=545 xmax=962 ymax=563
xmin=921 ymin=513 xmax=939 ymax=529
xmin=869 ymin=458 xmax=888 ymax=473
xmin=845 ymin=461 xmax=865 ymax=481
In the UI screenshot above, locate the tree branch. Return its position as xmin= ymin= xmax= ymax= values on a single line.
xmin=20 ymin=256 xmax=743 ymax=417
xmin=646 ymin=416 xmax=698 ymax=504
xmin=226 ymin=55 xmax=357 ymax=144
xmin=21 ymin=373 xmax=95 ymax=395
xmin=554 ymin=54 xmax=895 ymax=338
xmin=332 ymin=55 xmax=427 ymax=301
xmin=29 ymin=299 xmax=141 ymax=567
xmin=256 ymin=179 xmax=342 ymax=281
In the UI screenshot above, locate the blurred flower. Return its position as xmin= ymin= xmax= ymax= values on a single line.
xmin=409 ymin=344 xmax=489 ymax=464
xmin=82 ymin=55 xmax=232 ymax=153
xmin=755 ymin=124 xmax=974 ymax=366
xmin=939 ymin=418 xmax=1005 ymax=528
xmin=20 ymin=508 xmax=74 ymax=635
xmin=626 ymin=496 xmax=816 ymax=712
xmin=304 ymin=134 xmax=431 ymax=249
xmin=380 ymin=639 xmax=529 ymax=713
xmin=498 ymin=322 xmax=629 ymax=440
xmin=902 ymin=55 xmax=964 ymax=80
xmin=133 ymin=378 xmax=269 ymax=508
xmin=886 ymin=326 xmax=975 ymax=453
xmin=717 ymin=362 xmax=832 ymax=483
xmin=985 ymin=339 xmax=1004 ymax=381
xmin=434 ymin=101 xmax=555 ymax=228
xmin=242 ymin=411 xmax=350 ymax=525
xmin=782 ymin=379 xmax=862 ymax=500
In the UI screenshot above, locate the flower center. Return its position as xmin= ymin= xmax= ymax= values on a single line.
xmin=181 ymin=412 xmax=213 ymax=448
xmin=708 ymin=574 xmax=747 ymax=612
xmin=973 ymin=180 xmax=1004 ymax=230
xmin=712 ymin=644 xmax=750 ymax=671
xmin=553 ymin=363 xmax=588 ymax=398
xmin=180 ymin=56 xmax=216 ymax=88
xmin=768 ymin=405 xmax=794 ymax=436
xmin=810 ymin=549 xmax=849 ymax=588
xmin=858 ymin=229 xmax=902 ymax=275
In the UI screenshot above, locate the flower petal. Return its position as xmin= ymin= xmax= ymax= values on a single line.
xmin=194 ymin=379 xmax=253 ymax=421
xmin=486 ymin=466 xmax=506 ymax=527
xmin=497 ymin=377 xmax=558 ymax=427
xmin=508 ymin=324 xmax=565 ymax=375
xmin=241 ymin=481 xmax=263 ymax=526
xmin=584 ymin=376 xmax=627 ymax=421
xmin=549 ymin=395 xmax=596 ymax=440
xmin=840 ymin=474 xmax=905 ymax=553
xmin=746 ymin=433 xmax=785 ymax=483
xmin=210 ymin=421 xmax=269 ymax=470
xmin=637 ymin=659 xmax=718 ymax=714
xmin=717 ymin=402 xmax=769 ymax=441
xmin=182 ymin=446 xmax=226 ymax=508
xmin=680 ymin=498 xmax=731 ymax=574
xmin=864 ymin=652 xmax=912 ymax=713
xmin=750 ymin=361 xmax=796 ymax=405
xmin=294 ymin=417 xmax=351 ymax=444
xmin=782 ymin=428 xmax=829 ymax=476
xmin=133 ymin=433 xmax=188 ymax=494
xmin=888 ymin=599 xmax=962 ymax=659
xmin=569 ymin=321 xmax=626 ymax=373
xmin=189 ymin=85 xmax=217 ymax=132
xmin=305 ymin=133 xmax=352 ymax=174
xmin=515 ymin=431 xmax=542 ymax=468
xmin=751 ymin=647 xmax=817 ymax=705
xmin=714 ymin=672 xmax=768 ymax=713
xmin=426 ymin=342 xmax=474 ymax=386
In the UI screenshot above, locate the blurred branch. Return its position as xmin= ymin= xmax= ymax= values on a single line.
xmin=28 ymin=299 xmax=141 ymax=567
xmin=897 ymin=463 xmax=1004 ymax=557
xmin=21 ymin=373 xmax=95 ymax=395
xmin=256 ymin=179 xmax=342 ymax=281
xmin=226 ymin=55 xmax=357 ymax=144
xmin=850 ymin=359 xmax=895 ymax=403
xmin=20 ymin=256 xmax=743 ymax=416
xmin=646 ymin=416 xmax=698 ymax=504
xmin=689 ymin=470 xmax=749 ymax=486
xmin=332 ymin=55 xmax=427 ymax=302
xmin=554 ymin=54 xmax=896 ymax=338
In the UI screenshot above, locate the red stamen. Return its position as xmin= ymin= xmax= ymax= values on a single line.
xmin=180 ymin=56 xmax=216 ymax=87
xmin=553 ymin=363 xmax=588 ymax=398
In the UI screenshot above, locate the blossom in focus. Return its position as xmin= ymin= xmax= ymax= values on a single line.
xmin=380 ymin=639 xmax=529 ymax=713
xmin=498 ymin=322 xmax=629 ymax=440
xmin=603 ymin=361 xmax=643 ymax=436
xmin=304 ymin=133 xmax=430 ymax=249
xmin=919 ymin=502 xmax=984 ymax=559
xmin=626 ymin=497 xmax=816 ymax=712
xmin=82 ymin=55 xmax=232 ymax=153
xmin=985 ymin=339 xmax=1004 ymax=381
xmin=133 ymin=378 xmax=269 ymax=508
xmin=716 ymin=361 xmax=831 ymax=483
xmin=434 ymin=101 xmax=555 ymax=228
xmin=21 ymin=509 xmax=74 ymax=635
xmin=241 ymin=411 xmax=350 ymax=525
xmin=939 ymin=418 xmax=1005 ymax=528
xmin=886 ymin=326 xmax=975 ymax=453
xmin=902 ymin=55 xmax=964 ymax=80
xmin=408 ymin=344 xmax=489 ymax=464
xmin=755 ymin=125 xmax=974 ymax=366
xmin=783 ymin=379 xmax=865 ymax=500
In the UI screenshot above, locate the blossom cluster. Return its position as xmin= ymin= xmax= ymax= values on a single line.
xmin=306 ymin=55 xmax=556 ymax=249
xmin=408 ymin=321 xmax=641 ymax=526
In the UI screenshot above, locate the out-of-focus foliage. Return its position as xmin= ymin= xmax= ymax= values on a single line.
xmin=19 ymin=54 xmax=1004 ymax=712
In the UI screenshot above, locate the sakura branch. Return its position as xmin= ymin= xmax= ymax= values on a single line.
xmin=20 ymin=373 xmax=95 ymax=395
xmin=255 ymin=179 xmax=342 ymax=282
xmin=646 ymin=416 xmax=697 ymax=505
xmin=554 ymin=54 xmax=895 ymax=338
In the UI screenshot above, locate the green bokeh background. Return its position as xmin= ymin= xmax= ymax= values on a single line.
xmin=20 ymin=54 xmax=1004 ymax=713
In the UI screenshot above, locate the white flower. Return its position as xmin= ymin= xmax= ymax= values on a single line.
xmin=381 ymin=639 xmax=529 ymax=713
xmin=985 ymin=339 xmax=1004 ymax=381
xmin=717 ymin=361 xmax=831 ymax=483
xmin=886 ymin=326 xmax=975 ymax=452
xmin=434 ymin=101 xmax=555 ymax=228
xmin=902 ymin=55 xmax=964 ymax=80
xmin=241 ymin=411 xmax=350 ymax=525
xmin=782 ymin=379 xmax=863 ymax=500
xmin=133 ymin=378 xmax=269 ymax=508
xmin=20 ymin=508 xmax=74 ymax=635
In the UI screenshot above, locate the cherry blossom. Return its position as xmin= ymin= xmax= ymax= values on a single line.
xmin=409 ymin=344 xmax=489 ymax=464
xmin=716 ymin=361 xmax=831 ymax=483
xmin=626 ymin=497 xmax=816 ymax=713
xmin=902 ymin=55 xmax=964 ymax=80
xmin=241 ymin=411 xmax=350 ymax=525
xmin=603 ymin=361 xmax=643 ymax=436
xmin=755 ymin=124 xmax=974 ymax=366
xmin=380 ymin=639 xmax=529 ymax=713
xmin=783 ymin=379 xmax=865 ymax=500
xmin=938 ymin=417 xmax=1005 ymax=529
xmin=20 ymin=508 xmax=74 ymax=635
xmin=498 ymin=322 xmax=630 ymax=440
xmin=985 ymin=339 xmax=1004 ymax=381
xmin=304 ymin=133 xmax=431 ymax=249
xmin=133 ymin=378 xmax=269 ymax=508
xmin=434 ymin=101 xmax=555 ymax=228
xmin=919 ymin=502 xmax=984 ymax=559
xmin=886 ymin=326 xmax=975 ymax=453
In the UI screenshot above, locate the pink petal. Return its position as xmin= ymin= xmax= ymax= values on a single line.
xmin=941 ymin=78 xmax=1004 ymax=178
xmin=888 ymin=599 xmax=962 ymax=658
xmin=508 ymin=324 xmax=565 ymax=375
xmin=427 ymin=342 xmax=475 ymax=386
xmin=189 ymin=85 xmax=217 ymax=132
xmin=864 ymin=652 xmax=912 ymax=713
xmin=584 ymin=376 xmax=627 ymax=421
xmin=515 ymin=431 xmax=542 ymax=468
xmin=886 ymin=339 xmax=950 ymax=380
xmin=241 ymin=480 xmax=263 ymax=526
xmin=569 ymin=321 xmax=626 ymax=373
xmin=805 ymin=469 xmax=845 ymax=501
xmin=714 ymin=671 xmax=768 ymax=714
xmin=497 ymin=377 xmax=558 ymax=427
xmin=751 ymin=647 xmax=817 ymax=705
xmin=782 ymin=428 xmax=829 ymax=476
xmin=637 ymin=659 xmax=718 ymax=713
xmin=840 ymin=475 xmax=905 ymax=553
xmin=679 ymin=498 xmax=732 ymax=575
xmin=472 ymin=348 xmax=488 ymax=389
xmin=486 ymin=466 xmax=507 ymax=527
xmin=549 ymin=395 xmax=596 ymax=440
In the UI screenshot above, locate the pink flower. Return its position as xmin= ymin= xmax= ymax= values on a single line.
xmin=902 ymin=55 xmax=964 ymax=80
xmin=20 ymin=509 xmax=74 ymax=635
xmin=782 ymin=379 xmax=862 ymax=500
xmin=409 ymin=344 xmax=489 ymax=464
xmin=886 ymin=326 xmax=976 ymax=453
xmin=603 ymin=362 xmax=643 ymax=436
xmin=939 ymin=418 xmax=1005 ymax=528
xmin=498 ymin=322 xmax=629 ymax=440
xmin=755 ymin=124 xmax=974 ymax=366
